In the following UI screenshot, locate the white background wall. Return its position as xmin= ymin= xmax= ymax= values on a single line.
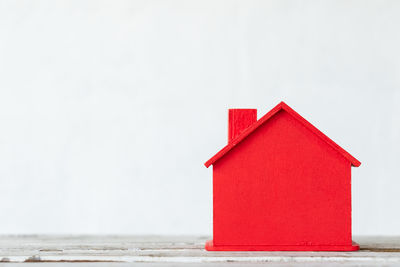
xmin=0 ymin=0 xmax=399 ymax=236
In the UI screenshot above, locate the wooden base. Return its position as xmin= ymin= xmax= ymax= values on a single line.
xmin=205 ymin=240 xmax=360 ymax=251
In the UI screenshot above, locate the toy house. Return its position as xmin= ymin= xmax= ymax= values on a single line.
xmin=204 ymin=101 xmax=361 ymax=251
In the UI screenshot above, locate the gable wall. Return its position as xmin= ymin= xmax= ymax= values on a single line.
xmin=213 ymin=110 xmax=352 ymax=246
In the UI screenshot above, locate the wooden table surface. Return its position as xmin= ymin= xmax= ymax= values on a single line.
xmin=0 ymin=236 xmax=400 ymax=266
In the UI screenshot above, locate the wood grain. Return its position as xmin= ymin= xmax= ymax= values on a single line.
xmin=0 ymin=236 xmax=399 ymax=266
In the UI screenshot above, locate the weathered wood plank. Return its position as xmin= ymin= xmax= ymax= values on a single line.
xmin=0 ymin=236 xmax=400 ymax=266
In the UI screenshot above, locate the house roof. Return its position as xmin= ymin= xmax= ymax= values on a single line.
xmin=205 ymin=101 xmax=361 ymax=168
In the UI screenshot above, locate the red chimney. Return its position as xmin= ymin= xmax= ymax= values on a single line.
xmin=228 ymin=109 xmax=257 ymax=142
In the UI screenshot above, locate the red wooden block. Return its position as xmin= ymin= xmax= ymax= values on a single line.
xmin=204 ymin=101 xmax=361 ymax=251
xmin=228 ymin=109 xmax=257 ymax=141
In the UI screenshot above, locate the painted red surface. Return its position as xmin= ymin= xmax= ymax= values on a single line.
xmin=228 ymin=109 xmax=257 ymax=142
xmin=205 ymin=102 xmax=360 ymax=251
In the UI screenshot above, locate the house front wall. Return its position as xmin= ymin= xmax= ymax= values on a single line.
xmin=212 ymin=109 xmax=352 ymax=246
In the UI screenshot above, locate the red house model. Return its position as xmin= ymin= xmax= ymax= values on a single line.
xmin=204 ymin=102 xmax=361 ymax=251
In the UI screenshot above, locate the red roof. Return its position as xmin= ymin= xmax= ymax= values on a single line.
xmin=205 ymin=101 xmax=361 ymax=168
